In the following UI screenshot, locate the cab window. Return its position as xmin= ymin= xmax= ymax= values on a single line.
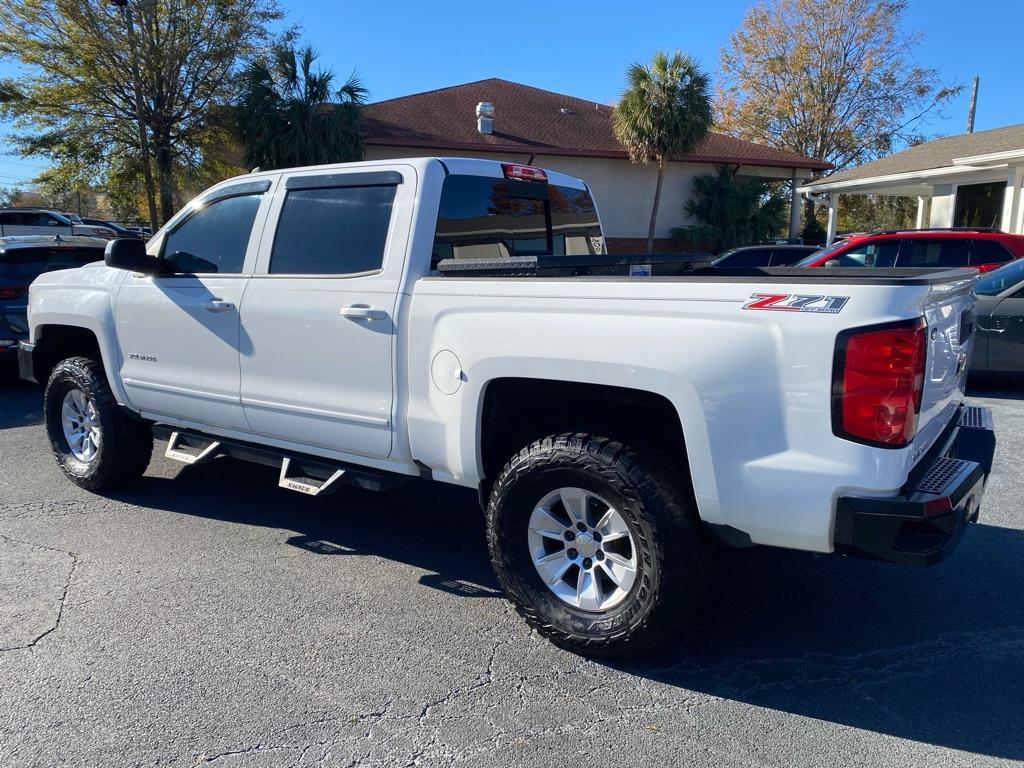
xmin=716 ymin=248 xmax=773 ymax=267
xmin=899 ymin=238 xmax=970 ymax=267
xmin=162 ymin=194 xmax=263 ymax=274
xmin=431 ymin=175 xmax=602 ymax=268
xmin=270 ymin=185 xmax=395 ymax=275
xmin=971 ymin=240 xmax=1014 ymax=266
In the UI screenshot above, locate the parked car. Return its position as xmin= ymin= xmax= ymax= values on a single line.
xmin=0 ymin=209 xmax=116 ymax=240
xmin=18 ymin=158 xmax=995 ymax=658
xmin=971 ymin=258 xmax=1024 ymax=378
xmin=0 ymin=235 xmax=107 ymax=372
xmin=797 ymin=228 xmax=1024 ymax=272
xmin=80 ymin=217 xmax=147 ymax=239
xmin=713 ymin=244 xmax=820 ymax=267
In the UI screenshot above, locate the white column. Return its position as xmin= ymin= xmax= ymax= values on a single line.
xmin=1002 ymin=167 xmax=1022 ymax=234
xmin=825 ymin=193 xmax=838 ymax=246
xmin=916 ymin=196 xmax=927 ymax=229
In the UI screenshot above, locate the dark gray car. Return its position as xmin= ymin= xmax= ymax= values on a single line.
xmin=972 ymin=258 xmax=1024 ymax=377
xmin=712 ymin=244 xmax=820 ymax=268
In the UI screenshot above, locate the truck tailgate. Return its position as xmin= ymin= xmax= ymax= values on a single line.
xmin=911 ymin=275 xmax=978 ymax=464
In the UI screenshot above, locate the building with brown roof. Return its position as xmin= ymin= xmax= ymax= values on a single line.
xmin=362 ymin=78 xmax=830 ymax=251
xmin=799 ymin=123 xmax=1024 ymax=245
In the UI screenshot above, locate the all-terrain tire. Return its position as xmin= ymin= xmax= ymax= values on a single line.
xmin=44 ymin=356 xmax=153 ymax=491
xmin=486 ymin=433 xmax=708 ymax=659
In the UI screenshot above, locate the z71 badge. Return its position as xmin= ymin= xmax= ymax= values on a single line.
xmin=743 ymin=293 xmax=850 ymax=314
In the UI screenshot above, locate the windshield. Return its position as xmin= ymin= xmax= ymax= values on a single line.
xmin=0 ymin=246 xmax=105 ymax=279
xmin=795 ymin=244 xmax=834 ymax=265
xmin=976 ymin=258 xmax=1024 ymax=296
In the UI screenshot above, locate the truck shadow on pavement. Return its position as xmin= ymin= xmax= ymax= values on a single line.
xmin=109 ymin=456 xmax=1024 ymax=760
xmin=0 ymin=381 xmax=43 ymax=429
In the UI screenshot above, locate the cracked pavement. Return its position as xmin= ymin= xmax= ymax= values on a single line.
xmin=1 ymin=380 xmax=1023 ymax=767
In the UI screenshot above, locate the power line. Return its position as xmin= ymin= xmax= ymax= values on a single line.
xmin=0 ymin=158 xmax=49 ymax=170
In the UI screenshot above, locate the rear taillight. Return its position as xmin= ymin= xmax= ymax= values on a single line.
xmin=501 ymin=163 xmax=547 ymax=182
xmin=974 ymin=263 xmax=1001 ymax=273
xmin=832 ymin=318 xmax=927 ymax=448
xmin=0 ymin=287 xmax=27 ymax=300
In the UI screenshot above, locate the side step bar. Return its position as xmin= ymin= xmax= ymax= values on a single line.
xmin=154 ymin=426 xmax=410 ymax=495
xmin=165 ymin=432 xmax=222 ymax=465
xmin=278 ymin=458 xmax=346 ymax=497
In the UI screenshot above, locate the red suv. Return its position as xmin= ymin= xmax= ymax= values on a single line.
xmin=797 ymin=228 xmax=1024 ymax=272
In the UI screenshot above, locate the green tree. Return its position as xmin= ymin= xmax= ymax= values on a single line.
xmin=0 ymin=0 xmax=285 ymax=227
xmin=673 ymin=165 xmax=788 ymax=253
xmin=235 ymin=45 xmax=366 ymax=171
xmin=613 ymin=51 xmax=713 ymax=251
xmin=717 ymin=0 xmax=960 ymax=230
xmin=838 ymin=194 xmax=918 ymax=233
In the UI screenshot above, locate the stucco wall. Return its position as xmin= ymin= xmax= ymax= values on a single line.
xmin=364 ymin=145 xmax=801 ymax=240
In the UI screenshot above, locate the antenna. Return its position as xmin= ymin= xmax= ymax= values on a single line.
xmin=966 ymin=76 xmax=979 ymax=133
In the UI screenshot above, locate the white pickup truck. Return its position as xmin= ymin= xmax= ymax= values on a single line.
xmin=18 ymin=157 xmax=996 ymax=657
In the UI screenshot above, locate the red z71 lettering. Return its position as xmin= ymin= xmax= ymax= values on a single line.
xmin=743 ymin=293 xmax=850 ymax=314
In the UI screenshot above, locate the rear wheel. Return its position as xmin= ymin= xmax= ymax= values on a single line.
xmin=44 ymin=356 xmax=152 ymax=491
xmin=486 ymin=433 xmax=708 ymax=658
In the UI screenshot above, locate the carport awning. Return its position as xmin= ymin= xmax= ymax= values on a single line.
xmin=796 ymin=163 xmax=1007 ymax=197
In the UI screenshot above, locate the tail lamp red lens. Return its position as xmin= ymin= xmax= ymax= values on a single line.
xmin=0 ymin=287 xmax=27 ymax=300
xmin=833 ymin=318 xmax=927 ymax=448
xmin=501 ymin=163 xmax=548 ymax=182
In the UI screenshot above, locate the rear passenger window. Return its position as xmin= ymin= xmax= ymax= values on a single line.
xmin=900 ymin=239 xmax=970 ymax=267
xmin=163 ymin=194 xmax=263 ymax=274
xmin=719 ymin=248 xmax=772 ymax=267
xmin=270 ymin=186 xmax=395 ymax=275
xmin=971 ymin=240 xmax=1014 ymax=266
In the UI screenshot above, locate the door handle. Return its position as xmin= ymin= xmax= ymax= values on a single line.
xmin=340 ymin=306 xmax=388 ymax=321
xmin=200 ymin=299 xmax=236 ymax=313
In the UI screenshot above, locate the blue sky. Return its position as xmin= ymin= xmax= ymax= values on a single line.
xmin=0 ymin=0 xmax=1020 ymax=187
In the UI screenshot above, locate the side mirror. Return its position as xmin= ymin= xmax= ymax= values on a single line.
xmin=824 ymin=259 xmax=840 ymax=268
xmin=105 ymin=237 xmax=161 ymax=274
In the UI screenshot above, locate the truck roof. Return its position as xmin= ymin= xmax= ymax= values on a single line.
xmin=235 ymin=156 xmax=590 ymax=191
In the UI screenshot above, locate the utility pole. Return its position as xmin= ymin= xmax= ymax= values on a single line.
xmin=110 ymin=0 xmax=158 ymax=232
xmin=966 ymin=76 xmax=979 ymax=134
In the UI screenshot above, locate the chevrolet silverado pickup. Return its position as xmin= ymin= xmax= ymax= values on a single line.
xmin=18 ymin=157 xmax=996 ymax=657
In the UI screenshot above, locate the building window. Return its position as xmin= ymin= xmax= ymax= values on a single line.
xmin=953 ymin=181 xmax=1005 ymax=229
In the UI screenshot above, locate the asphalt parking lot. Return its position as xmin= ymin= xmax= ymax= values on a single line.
xmin=1 ymin=381 xmax=1022 ymax=768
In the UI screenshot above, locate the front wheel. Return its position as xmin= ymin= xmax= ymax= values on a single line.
xmin=44 ymin=356 xmax=153 ymax=491
xmin=486 ymin=433 xmax=708 ymax=658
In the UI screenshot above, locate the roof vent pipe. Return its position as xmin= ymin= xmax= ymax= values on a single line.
xmin=476 ymin=102 xmax=494 ymax=135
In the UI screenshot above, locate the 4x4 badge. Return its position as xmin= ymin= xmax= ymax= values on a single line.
xmin=743 ymin=293 xmax=850 ymax=314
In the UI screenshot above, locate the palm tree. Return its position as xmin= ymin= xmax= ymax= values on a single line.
xmin=672 ymin=165 xmax=788 ymax=253
xmin=236 ymin=45 xmax=367 ymax=171
xmin=612 ymin=52 xmax=713 ymax=251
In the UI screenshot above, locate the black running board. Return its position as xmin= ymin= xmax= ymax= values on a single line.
xmin=153 ymin=426 xmax=411 ymax=495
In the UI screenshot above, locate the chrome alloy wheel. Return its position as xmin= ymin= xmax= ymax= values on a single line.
xmin=527 ymin=487 xmax=638 ymax=611
xmin=61 ymin=389 xmax=101 ymax=462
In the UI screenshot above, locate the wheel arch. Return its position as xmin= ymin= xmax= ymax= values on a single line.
xmin=476 ymin=377 xmax=698 ymax=515
xmin=32 ymin=322 xmax=127 ymax=403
